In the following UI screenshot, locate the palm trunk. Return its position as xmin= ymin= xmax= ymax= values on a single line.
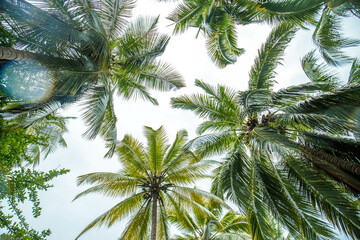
xmin=0 ymin=46 xmax=47 ymax=62
xmin=299 ymin=144 xmax=360 ymax=193
xmin=301 ymin=145 xmax=360 ymax=176
xmin=0 ymin=46 xmax=81 ymax=69
xmin=151 ymin=192 xmax=158 ymax=240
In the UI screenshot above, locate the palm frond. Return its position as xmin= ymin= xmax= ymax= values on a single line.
xmin=167 ymin=0 xmax=210 ymax=34
xmin=81 ymin=81 xmax=117 ymax=140
xmin=143 ymin=126 xmax=169 ymax=173
xmin=348 ymin=59 xmax=360 ymax=84
xmin=75 ymin=193 xmax=144 ymax=239
xmin=99 ymin=0 xmax=134 ymax=39
xmin=283 ymin=84 xmax=360 ymax=122
xmin=206 ymin=10 xmax=244 ymax=68
xmin=313 ymin=8 xmax=360 ymax=66
xmin=258 ymin=0 xmax=323 ymax=25
xmin=249 ymin=22 xmax=297 ymax=90
xmin=301 ymin=50 xmax=340 ymax=90
xmin=119 ymin=199 xmax=152 ymax=240
xmin=285 ymin=155 xmax=360 ymax=239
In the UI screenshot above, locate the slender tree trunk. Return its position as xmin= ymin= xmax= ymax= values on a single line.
xmin=0 ymin=46 xmax=81 ymax=69
xmin=298 ymin=144 xmax=360 ymax=193
xmin=0 ymin=46 xmax=47 ymax=62
xmin=151 ymin=192 xmax=158 ymax=240
xmin=301 ymin=145 xmax=360 ymax=176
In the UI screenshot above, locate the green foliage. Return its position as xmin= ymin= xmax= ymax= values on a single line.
xmin=171 ymin=23 xmax=360 ymax=239
xmin=0 ymin=109 xmax=69 ymax=239
xmin=0 ymin=167 xmax=69 ymax=239
xmin=74 ymin=126 xmax=224 ymax=240
xmin=0 ymin=1 xmax=184 ymax=155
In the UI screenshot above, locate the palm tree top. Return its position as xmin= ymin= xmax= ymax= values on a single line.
xmin=74 ymin=126 xmax=223 ymax=240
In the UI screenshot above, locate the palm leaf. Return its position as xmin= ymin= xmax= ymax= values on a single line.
xmin=249 ymin=22 xmax=297 ymax=90
xmin=312 ymin=8 xmax=360 ymax=66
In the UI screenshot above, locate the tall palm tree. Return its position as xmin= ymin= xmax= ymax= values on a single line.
xmin=0 ymin=0 xmax=185 ymax=153
xmin=74 ymin=126 xmax=224 ymax=240
xmin=171 ymin=22 xmax=360 ymax=239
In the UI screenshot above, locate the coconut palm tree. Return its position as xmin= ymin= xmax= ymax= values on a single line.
xmin=171 ymin=22 xmax=360 ymax=239
xmin=74 ymin=126 xmax=224 ymax=240
xmin=0 ymin=0 xmax=185 ymax=154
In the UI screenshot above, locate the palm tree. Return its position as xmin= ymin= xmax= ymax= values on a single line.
xmin=171 ymin=22 xmax=360 ymax=239
xmin=170 ymin=194 xmax=252 ymax=240
xmin=74 ymin=126 xmax=224 ymax=240
xmin=1 ymin=0 xmax=185 ymax=153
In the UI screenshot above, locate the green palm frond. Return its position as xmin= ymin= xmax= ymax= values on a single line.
xmin=285 ymin=155 xmax=360 ymax=239
xmin=162 ymin=130 xmax=188 ymax=167
xmin=271 ymin=82 xmax=329 ymax=106
xmin=135 ymin=61 xmax=185 ymax=91
xmin=238 ymin=89 xmax=272 ymax=114
xmin=257 ymin=154 xmax=337 ymax=239
xmin=116 ymin=134 xmax=149 ymax=177
xmin=284 ymin=84 xmax=360 ymax=122
xmin=187 ymin=131 xmax=238 ymax=157
xmin=301 ymin=132 xmax=360 ymax=165
xmin=143 ymin=126 xmax=168 ymax=173
xmin=166 ymin=160 xmax=215 ymax=184
xmin=81 ymin=81 xmax=117 ymax=140
xmin=257 ymin=0 xmax=323 ymax=25
xmin=348 ymin=59 xmax=360 ymax=84
xmin=211 ymin=146 xmax=252 ymax=210
xmin=98 ymin=0 xmax=134 ymax=40
xmin=168 ymin=0 xmax=211 ymax=35
xmin=313 ymin=8 xmax=360 ymax=66
xmin=75 ymin=193 xmax=144 ymax=240
xmin=274 ymin=112 xmax=358 ymax=134
xmin=206 ymin=9 xmax=245 ymax=68
xmin=249 ymin=22 xmax=297 ymax=90
xmin=119 ymin=199 xmax=152 ymax=240
xmin=301 ymin=50 xmax=340 ymax=90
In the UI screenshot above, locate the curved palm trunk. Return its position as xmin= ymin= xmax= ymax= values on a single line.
xmin=0 ymin=46 xmax=48 ymax=62
xmin=299 ymin=144 xmax=360 ymax=193
xmin=0 ymin=46 xmax=81 ymax=69
xmin=151 ymin=192 xmax=158 ymax=240
xmin=301 ymin=145 xmax=360 ymax=176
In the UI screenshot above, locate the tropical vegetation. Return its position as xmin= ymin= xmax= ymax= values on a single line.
xmin=0 ymin=0 xmax=184 ymax=156
xmin=0 ymin=0 xmax=359 ymax=239
xmin=168 ymin=0 xmax=360 ymax=67
xmin=169 ymin=194 xmax=252 ymax=240
xmin=74 ymin=126 xmax=224 ymax=240
xmin=171 ymin=21 xmax=360 ymax=239
xmin=0 ymin=105 xmax=69 ymax=239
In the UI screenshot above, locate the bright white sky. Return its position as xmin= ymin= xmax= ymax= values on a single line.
xmin=6 ymin=0 xmax=360 ymax=239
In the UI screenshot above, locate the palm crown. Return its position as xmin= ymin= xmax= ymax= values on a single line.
xmin=1 ymin=0 xmax=185 ymax=154
xmin=74 ymin=126 xmax=224 ymax=240
xmin=171 ymin=22 xmax=360 ymax=239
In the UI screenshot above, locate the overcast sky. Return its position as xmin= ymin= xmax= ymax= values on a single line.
xmin=4 ymin=0 xmax=360 ymax=239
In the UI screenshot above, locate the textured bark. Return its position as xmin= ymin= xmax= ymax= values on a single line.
xmin=151 ymin=192 xmax=158 ymax=240
xmin=301 ymin=145 xmax=360 ymax=176
xmin=0 ymin=46 xmax=80 ymax=68
xmin=0 ymin=46 xmax=47 ymax=62
xmin=299 ymin=144 xmax=360 ymax=193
